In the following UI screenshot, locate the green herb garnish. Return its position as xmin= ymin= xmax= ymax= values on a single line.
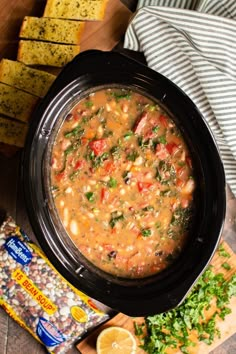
xmin=108 ymin=177 xmax=117 ymax=188
xmin=141 ymin=228 xmax=152 ymax=237
xmin=159 ymin=135 xmax=167 ymax=144
xmin=221 ymin=262 xmax=231 ymax=270
xmin=110 ymin=145 xmax=121 ymax=159
xmin=64 ymin=126 xmax=84 ymax=138
xmin=218 ymin=244 xmax=230 ymax=258
xmin=124 ymin=131 xmax=134 ymax=140
xmin=110 ymin=90 xmax=131 ymax=101
xmin=85 ymin=100 xmax=93 ymax=108
xmin=126 ymin=150 xmax=139 ymax=161
xmin=135 ymin=269 xmax=236 ymax=354
xmin=85 ymin=192 xmax=95 ymax=202
xmin=109 ymin=211 xmax=125 ymax=229
xmin=152 ymin=126 xmax=159 ymax=133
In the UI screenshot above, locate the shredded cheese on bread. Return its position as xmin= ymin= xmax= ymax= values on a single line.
xmin=17 ymin=40 xmax=80 ymax=67
xmin=43 ymin=0 xmax=109 ymax=21
xmin=19 ymin=16 xmax=85 ymax=45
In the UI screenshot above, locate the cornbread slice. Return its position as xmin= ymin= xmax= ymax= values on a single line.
xmin=0 ymin=83 xmax=38 ymax=122
xmin=19 ymin=16 xmax=85 ymax=45
xmin=0 ymin=116 xmax=28 ymax=148
xmin=0 ymin=59 xmax=56 ymax=98
xmin=43 ymin=0 xmax=109 ymax=21
xmin=17 ymin=40 xmax=80 ymax=67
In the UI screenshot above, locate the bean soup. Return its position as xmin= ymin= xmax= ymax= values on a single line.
xmin=50 ymin=88 xmax=195 ymax=278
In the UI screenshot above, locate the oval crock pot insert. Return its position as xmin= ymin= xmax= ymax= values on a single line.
xmin=22 ymin=50 xmax=226 ymax=316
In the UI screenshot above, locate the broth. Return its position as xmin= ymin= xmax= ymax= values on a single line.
xmin=50 ymin=88 xmax=195 ymax=278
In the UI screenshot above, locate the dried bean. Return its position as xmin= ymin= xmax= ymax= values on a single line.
xmin=0 ymin=216 xmax=109 ymax=354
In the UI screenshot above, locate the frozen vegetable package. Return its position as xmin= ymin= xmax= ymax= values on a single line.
xmin=0 ymin=215 xmax=109 ymax=353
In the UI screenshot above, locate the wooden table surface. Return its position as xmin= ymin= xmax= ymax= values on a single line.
xmin=0 ymin=1 xmax=236 ymax=353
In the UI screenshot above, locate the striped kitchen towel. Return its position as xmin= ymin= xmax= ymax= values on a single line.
xmin=124 ymin=0 xmax=236 ymax=196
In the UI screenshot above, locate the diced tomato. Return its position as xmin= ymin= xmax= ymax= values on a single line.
xmin=133 ymin=111 xmax=148 ymax=134
xmin=181 ymin=198 xmax=190 ymax=208
xmin=176 ymin=166 xmax=189 ymax=181
xmin=101 ymin=187 xmax=109 ymax=203
xmin=55 ymin=171 xmax=65 ymax=182
xmin=130 ymin=225 xmax=140 ymax=235
xmin=89 ymin=139 xmax=107 ymax=156
xmin=176 ymin=178 xmax=185 ymax=188
xmin=111 ymin=228 xmax=117 ymax=235
xmin=137 ymin=181 xmax=153 ymax=192
xmin=144 ymin=129 xmax=155 ymax=139
xmin=81 ymin=137 xmax=88 ymax=145
xmin=165 ymin=142 xmax=178 ymax=155
xmin=102 ymin=244 xmax=114 ymax=252
xmin=104 ymin=160 xmax=116 ymax=173
xmin=74 ymin=159 xmax=86 ymax=170
xmin=159 ymin=115 xmax=168 ymax=128
xmin=155 ymin=143 xmax=169 ymax=160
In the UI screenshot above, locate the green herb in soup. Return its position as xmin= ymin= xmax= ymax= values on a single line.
xmin=51 ymin=88 xmax=196 ymax=278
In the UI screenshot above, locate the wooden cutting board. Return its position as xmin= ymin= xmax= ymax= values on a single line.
xmin=77 ymin=241 xmax=236 ymax=354
xmin=80 ymin=0 xmax=132 ymax=52
xmin=0 ymin=0 xmax=132 ymax=60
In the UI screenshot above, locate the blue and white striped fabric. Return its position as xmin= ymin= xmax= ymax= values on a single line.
xmin=124 ymin=0 xmax=236 ymax=196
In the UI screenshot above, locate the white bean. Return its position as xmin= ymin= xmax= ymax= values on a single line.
xmin=65 ymin=187 xmax=72 ymax=194
xmin=120 ymin=189 xmax=125 ymax=195
xmin=70 ymin=220 xmax=79 ymax=235
xmin=63 ymin=208 xmax=69 ymax=227
xmin=133 ymin=156 xmax=143 ymax=166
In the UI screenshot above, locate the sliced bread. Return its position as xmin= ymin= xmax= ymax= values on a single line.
xmin=0 ymin=115 xmax=28 ymax=148
xmin=0 ymin=83 xmax=39 ymax=122
xmin=43 ymin=0 xmax=109 ymax=21
xmin=0 ymin=59 xmax=56 ymax=98
xmin=17 ymin=40 xmax=80 ymax=67
xmin=19 ymin=16 xmax=85 ymax=45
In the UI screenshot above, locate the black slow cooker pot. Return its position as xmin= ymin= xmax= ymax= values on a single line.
xmin=22 ymin=50 xmax=226 ymax=316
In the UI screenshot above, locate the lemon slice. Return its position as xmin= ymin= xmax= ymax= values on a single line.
xmin=96 ymin=326 xmax=137 ymax=354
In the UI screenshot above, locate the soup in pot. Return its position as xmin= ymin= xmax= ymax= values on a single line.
xmin=50 ymin=88 xmax=195 ymax=278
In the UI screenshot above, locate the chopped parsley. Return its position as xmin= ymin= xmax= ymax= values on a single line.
xmin=221 ymin=262 xmax=231 ymax=270
xmin=85 ymin=192 xmax=95 ymax=202
xmin=85 ymin=100 xmax=93 ymax=108
xmin=159 ymin=135 xmax=167 ymax=144
xmin=110 ymin=90 xmax=131 ymax=101
xmin=124 ymin=131 xmax=134 ymax=140
xmin=152 ymin=126 xmax=159 ymax=133
xmin=109 ymin=211 xmax=125 ymax=229
xmin=108 ymin=177 xmax=117 ymax=188
xmin=87 ymin=151 xmax=109 ymax=168
xmin=218 ymin=244 xmax=230 ymax=258
xmin=110 ymin=145 xmax=121 ymax=159
xmin=126 ymin=150 xmax=139 ymax=161
xmin=141 ymin=228 xmax=152 ymax=237
xmin=135 ymin=268 xmax=236 ymax=354
xmin=64 ymin=126 xmax=84 ymax=138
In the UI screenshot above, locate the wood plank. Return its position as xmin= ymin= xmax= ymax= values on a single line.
xmin=77 ymin=241 xmax=236 ymax=354
xmin=80 ymin=0 xmax=132 ymax=52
